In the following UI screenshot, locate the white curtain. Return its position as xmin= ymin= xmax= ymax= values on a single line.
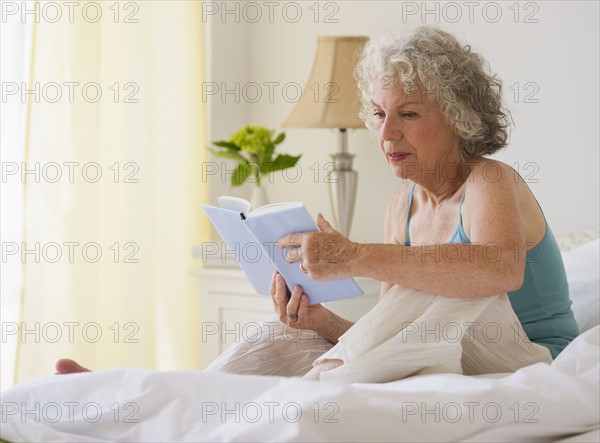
xmin=0 ymin=2 xmax=32 ymax=392
xmin=1 ymin=1 xmax=208 ymax=386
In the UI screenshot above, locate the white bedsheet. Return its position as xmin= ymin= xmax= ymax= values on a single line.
xmin=1 ymin=326 xmax=599 ymax=442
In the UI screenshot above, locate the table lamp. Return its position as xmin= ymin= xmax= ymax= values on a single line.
xmin=283 ymin=36 xmax=369 ymax=237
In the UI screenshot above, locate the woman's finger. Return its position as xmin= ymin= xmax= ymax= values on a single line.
xmin=277 ymin=232 xmax=303 ymax=249
xmin=270 ymin=271 xmax=278 ymax=312
xmin=285 ymin=285 xmax=303 ymax=322
xmin=270 ymin=271 xmax=277 ymax=295
xmin=285 ymin=246 xmax=302 ymax=263
xmin=316 ymin=213 xmax=335 ymax=232
xmin=274 ymin=273 xmax=289 ymax=320
xmin=297 ymin=293 xmax=310 ymax=324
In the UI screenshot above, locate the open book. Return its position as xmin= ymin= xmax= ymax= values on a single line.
xmin=203 ymin=196 xmax=363 ymax=304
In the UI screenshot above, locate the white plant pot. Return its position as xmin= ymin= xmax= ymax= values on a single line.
xmin=250 ymin=185 xmax=269 ymax=209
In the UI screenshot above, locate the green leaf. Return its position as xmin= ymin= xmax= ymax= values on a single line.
xmin=208 ymin=148 xmax=248 ymax=164
xmin=232 ymin=163 xmax=252 ymax=186
xmin=268 ymin=154 xmax=302 ymax=172
xmin=273 ymin=132 xmax=286 ymax=145
xmin=212 ymin=141 xmax=240 ymax=150
xmin=258 ymin=143 xmax=276 ymax=172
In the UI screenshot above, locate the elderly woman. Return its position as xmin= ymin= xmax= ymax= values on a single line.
xmin=201 ymin=26 xmax=580 ymax=383
xmin=57 ymin=26 xmax=579 ymax=381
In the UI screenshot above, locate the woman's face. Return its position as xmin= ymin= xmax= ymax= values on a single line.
xmin=370 ymin=81 xmax=462 ymax=183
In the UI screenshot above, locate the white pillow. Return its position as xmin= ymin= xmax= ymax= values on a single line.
xmin=562 ymin=239 xmax=600 ymax=333
xmin=556 ymin=227 xmax=600 ymax=252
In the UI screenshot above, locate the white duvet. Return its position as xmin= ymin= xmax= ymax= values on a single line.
xmin=1 ymin=326 xmax=598 ymax=442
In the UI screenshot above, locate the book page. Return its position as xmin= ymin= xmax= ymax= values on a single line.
xmin=249 ymin=202 xmax=302 ymax=217
xmin=217 ymin=196 xmax=251 ymax=216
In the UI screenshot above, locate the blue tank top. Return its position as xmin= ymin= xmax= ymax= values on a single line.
xmin=404 ymin=183 xmax=579 ymax=358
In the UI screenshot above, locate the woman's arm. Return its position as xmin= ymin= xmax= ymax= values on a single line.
xmin=359 ymin=162 xmax=528 ymax=297
xmin=281 ymin=162 xmax=528 ymax=299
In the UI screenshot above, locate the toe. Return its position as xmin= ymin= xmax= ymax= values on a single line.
xmin=55 ymin=358 xmax=91 ymax=374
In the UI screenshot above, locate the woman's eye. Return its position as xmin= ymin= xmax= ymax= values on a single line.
xmin=373 ymin=110 xmax=385 ymax=119
xmin=402 ymin=112 xmax=417 ymax=119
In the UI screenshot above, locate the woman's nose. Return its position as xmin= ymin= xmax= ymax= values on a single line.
xmin=380 ymin=117 xmax=401 ymax=142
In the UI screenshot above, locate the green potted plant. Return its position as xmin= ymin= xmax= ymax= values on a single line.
xmin=208 ymin=125 xmax=301 ymax=207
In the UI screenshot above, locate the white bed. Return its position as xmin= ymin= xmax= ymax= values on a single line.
xmin=1 ymin=238 xmax=598 ymax=442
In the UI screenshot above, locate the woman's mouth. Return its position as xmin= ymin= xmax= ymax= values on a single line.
xmin=387 ymin=152 xmax=410 ymax=162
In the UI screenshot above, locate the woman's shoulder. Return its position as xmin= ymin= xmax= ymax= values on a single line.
xmin=466 ymin=158 xmax=519 ymax=187
xmin=466 ymin=158 xmax=537 ymax=202
xmin=462 ymin=157 xmax=546 ymax=245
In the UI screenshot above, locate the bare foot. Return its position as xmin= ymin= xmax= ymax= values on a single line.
xmin=55 ymin=358 xmax=92 ymax=374
xmin=303 ymin=358 xmax=343 ymax=381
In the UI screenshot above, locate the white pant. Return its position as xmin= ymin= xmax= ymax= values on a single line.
xmin=206 ymin=285 xmax=552 ymax=383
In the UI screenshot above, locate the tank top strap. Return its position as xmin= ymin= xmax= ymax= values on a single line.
xmin=457 ymin=186 xmax=467 ymax=227
xmin=405 ymin=183 xmax=416 ymax=246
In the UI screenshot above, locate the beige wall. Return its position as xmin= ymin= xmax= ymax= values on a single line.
xmin=203 ymin=1 xmax=599 ymax=241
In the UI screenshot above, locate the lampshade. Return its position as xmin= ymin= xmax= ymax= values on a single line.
xmin=283 ymin=36 xmax=369 ymax=129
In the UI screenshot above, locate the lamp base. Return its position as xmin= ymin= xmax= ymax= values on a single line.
xmin=328 ymin=152 xmax=357 ymax=237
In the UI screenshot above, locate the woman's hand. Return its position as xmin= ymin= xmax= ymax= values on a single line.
xmin=270 ymin=271 xmax=347 ymax=342
xmin=277 ymin=213 xmax=360 ymax=280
